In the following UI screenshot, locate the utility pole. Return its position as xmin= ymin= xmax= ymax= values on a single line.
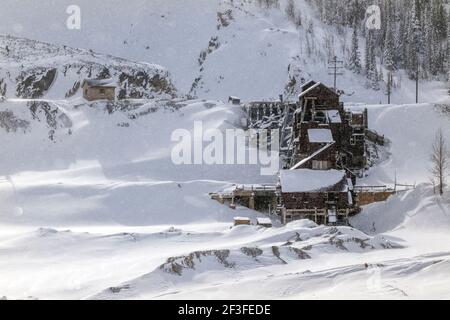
xmin=415 ymin=59 xmax=419 ymax=103
xmin=387 ymin=71 xmax=393 ymax=104
xmin=328 ymin=55 xmax=344 ymax=92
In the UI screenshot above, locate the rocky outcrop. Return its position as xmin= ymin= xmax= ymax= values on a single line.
xmin=0 ymin=110 xmax=30 ymax=133
xmin=118 ymin=71 xmax=176 ymax=99
xmin=160 ymin=250 xmax=234 ymax=275
xmin=0 ymin=35 xmax=178 ymax=100
xmin=28 ymin=101 xmax=72 ymax=140
xmin=16 ymin=68 xmax=57 ymax=98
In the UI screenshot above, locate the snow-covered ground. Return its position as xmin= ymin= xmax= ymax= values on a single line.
xmin=1 ymin=96 xmax=450 ymax=300
xmin=1 ymin=0 xmax=450 ymax=300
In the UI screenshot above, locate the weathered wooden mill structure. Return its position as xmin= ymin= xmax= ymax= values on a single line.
xmin=212 ymin=80 xmax=397 ymax=226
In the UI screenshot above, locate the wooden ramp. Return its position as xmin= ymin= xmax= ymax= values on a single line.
xmin=354 ymin=184 xmax=415 ymax=206
xmin=366 ymin=129 xmax=385 ymax=146
xmin=210 ymin=184 xmax=278 ymax=212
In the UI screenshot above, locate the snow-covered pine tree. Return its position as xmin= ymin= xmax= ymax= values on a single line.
xmin=349 ymin=23 xmax=362 ymax=73
xmin=309 ymin=0 xmax=449 ymax=83
xmin=371 ymin=54 xmax=380 ymax=91
xmin=447 ymin=13 xmax=450 ymax=94
xmin=383 ymin=17 xmax=396 ymax=71
xmin=285 ymin=0 xmax=295 ymax=22
xmin=407 ymin=0 xmax=422 ymax=79
xmin=365 ymin=29 xmax=373 ymax=77
xmin=423 ymin=4 xmax=434 ymax=76
xmin=432 ymin=0 xmax=447 ymax=40
xmin=365 ymin=29 xmax=379 ymax=90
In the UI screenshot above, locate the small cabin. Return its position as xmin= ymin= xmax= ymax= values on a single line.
xmin=82 ymin=79 xmax=116 ymax=101
xmin=256 ymin=218 xmax=272 ymax=228
xmin=234 ymin=217 xmax=251 ymax=226
xmin=228 ymin=96 xmax=241 ymax=105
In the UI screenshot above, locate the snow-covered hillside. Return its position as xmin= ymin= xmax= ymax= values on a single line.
xmin=1 ymin=0 xmax=447 ymax=103
xmin=0 ymin=98 xmax=276 ymax=226
xmin=1 ymin=96 xmax=450 ymax=299
xmin=0 ymin=35 xmax=177 ymax=100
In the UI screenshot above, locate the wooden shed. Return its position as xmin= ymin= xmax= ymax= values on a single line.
xmin=228 ymin=96 xmax=241 ymax=105
xmin=234 ymin=217 xmax=251 ymax=226
xmin=82 ymin=79 xmax=116 ymax=101
xmin=256 ymin=218 xmax=272 ymax=228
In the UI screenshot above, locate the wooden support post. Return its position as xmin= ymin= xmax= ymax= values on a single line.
xmin=271 ymin=198 xmax=278 ymax=215
xmin=282 ymin=208 xmax=287 ymax=225
xmin=230 ymin=196 xmax=236 ymax=210
xmin=249 ymin=193 xmax=255 ymax=210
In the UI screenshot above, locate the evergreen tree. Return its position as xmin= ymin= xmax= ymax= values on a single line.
xmin=432 ymin=0 xmax=447 ymax=40
xmin=285 ymin=0 xmax=295 ymax=22
xmin=407 ymin=1 xmax=422 ymax=79
xmin=371 ymin=53 xmax=380 ymax=91
xmin=383 ymin=18 xmax=395 ymax=71
xmin=365 ymin=30 xmax=379 ymax=90
xmin=349 ymin=24 xmax=362 ymax=73
xmin=308 ymin=0 xmax=449 ymax=83
xmin=365 ymin=30 xmax=373 ymax=76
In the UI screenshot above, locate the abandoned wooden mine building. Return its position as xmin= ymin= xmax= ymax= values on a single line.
xmin=278 ymin=169 xmax=356 ymax=225
xmin=215 ymin=80 xmax=390 ymax=226
xmin=82 ymin=78 xmax=116 ymax=101
xmin=291 ymin=80 xmax=367 ymax=171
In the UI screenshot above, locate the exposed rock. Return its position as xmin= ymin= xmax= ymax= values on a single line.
xmin=65 ymin=81 xmax=80 ymax=98
xmin=271 ymin=246 xmax=287 ymax=264
xmin=160 ymin=250 xmax=234 ymax=276
xmin=289 ymin=247 xmax=311 ymax=260
xmin=1 ymin=35 xmax=178 ymax=101
xmin=28 ymin=101 xmax=72 ymax=140
xmin=16 ymin=68 xmax=57 ymax=98
xmin=217 ymin=9 xmax=233 ymax=30
xmin=241 ymin=247 xmax=263 ymax=258
xmin=109 ymin=285 xmax=130 ymax=294
xmin=118 ymin=71 xmax=177 ymax=99
xmin=0 ymin=110 xmax=29 ymax=132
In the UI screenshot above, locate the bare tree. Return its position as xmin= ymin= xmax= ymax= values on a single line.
xmin=431 ymin=128 xmax=448 ymax=195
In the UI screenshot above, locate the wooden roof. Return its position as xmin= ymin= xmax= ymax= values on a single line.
xmin=83 ymin=78 xmax=116 ymax=88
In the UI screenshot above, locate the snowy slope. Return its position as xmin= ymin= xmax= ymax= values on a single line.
xmin=0 ymin=98 xmax=276 ymax=226
xmin=0 ymin=35 xmax=177 ymax=100
xmin=91 ymin=220 xmax=401 ymax=300
xmin=1 ymin=0 xmax=446 ymax=103
xmin=1 ymin=98 xmax=450 ymax=299
xmin=351 ymin=103 xmax=450 ymax=186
